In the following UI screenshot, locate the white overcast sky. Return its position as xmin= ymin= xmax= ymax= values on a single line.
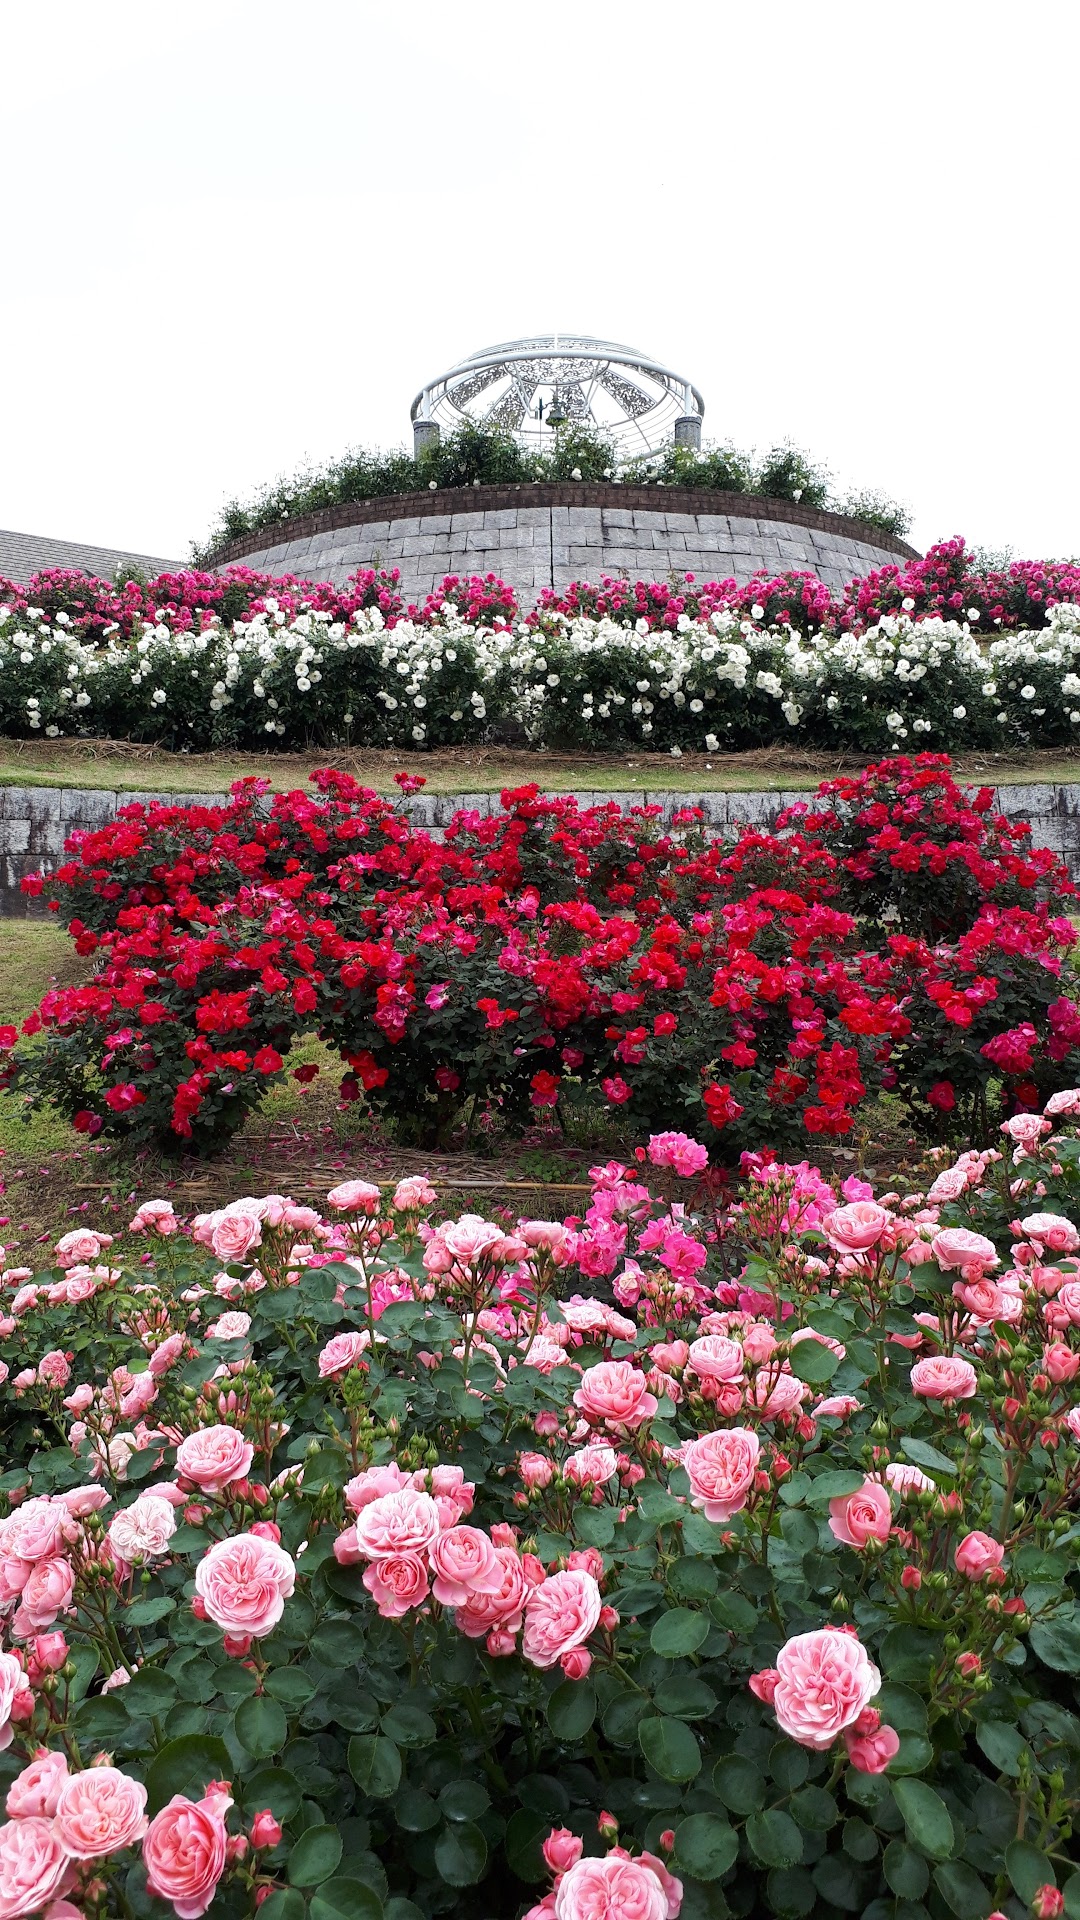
xmin=2 ymin=0 xmax=1077 ymax=566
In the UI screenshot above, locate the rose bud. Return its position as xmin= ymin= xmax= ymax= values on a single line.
xmin=1031 ymin=1889 xmax=1065 ymax=1920
xmin=251 ymin=1810 xmax=283 ymax=1849
xmin=542 ymin=1828 xmax=583 ymax=1874
xmin=900 ymin=1566 xmax=922 ymax=1591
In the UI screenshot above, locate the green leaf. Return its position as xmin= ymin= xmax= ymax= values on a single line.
xmin=394 ymin=1790 xmax=441 ymax=1833
xmin=1030 ymin=1613 xmax=1080 ymax=1673
xmin=439 ymin=1781 xmax=490 ymax=1822
xmin=712 ymin=1754 xmax=766 ymax=1815
xmin=265 ymin=1668 xmax=316 ymax=1708
xmin=637 ymin=1715 xmax=701 ymax=1782
xmin=934 ymin=1860 xmax=991 ymax=1919
xmin=652 ymin=1674 xmax=717 ymax=1720
xmin=145 ymin=1734 xmax=233 ymax=1816
xmin=673 ymin=1813 xmax=739 ymax=1881
xmin=1064 ymin=1875 xmax=1080 ymax=1920
xmin=746 ymin=1809 xmax=803 ymax=1868
xmin=122 ymin=1668 xmax=178 ymax=1717
xmin=574 ymin=1507 xmax=616 ymax=1547
xmin=546 ymin=1680 xmax=597 ymax=1741
xmin=900 ymin=1437 xmax=957 ymax=1476
xmin=787 ymin=1340 xmax=839 ymax=1384
xmin=883 ymin=1840 xmax=929 ymax=1899
xmin=236 ymin=1695 xmax=288 ymax=1759
xmin=125 ymin=1596 xmax=176 ymax=1626
xmin=258 ymin=1893 xmax=307 ymax=1920
xmin=240 ymin=1767 xmax=302 ymax=1820
xmin=289 ymin=1825 xmax=344 ymax=1888
xmin=380 ymin=1704 xmax=436 ymax=1747
xmin=650 ymin=1608 xmax=709 ymax=1658
xmin=891 ymin=1777 xmax=955 ymax=1860
xmin=434 ymin=1820 xmax=488 ymax=1887
xmin=976 ymin=1717 xmax=1030 ymax=1777
xmin=804 ymin=1470 xmax=868 ymax=1505
xmin=347 ymin=1736 xmax=402 ymax=1799
xmin=789 ymin=1787 xmax=837 ymax=1831
xmin=1007 ymin=1839 xmax=1055 ymax=1903
xmin=310 ymin=1879 xmax=384 ymax=1920
xmin=709 ymin=1591 xmax=757 ymax=1632
xmin=312 ymin=1618 xmax=366 ymax=1664
xmin=504 ymin=1808 xmax=549 ymax=1883
xmin=765 ymin=1867 xmax=816 ymax=1917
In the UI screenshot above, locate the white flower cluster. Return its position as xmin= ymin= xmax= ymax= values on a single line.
xmin=1 ymin=595 xmax=1079 ymax=754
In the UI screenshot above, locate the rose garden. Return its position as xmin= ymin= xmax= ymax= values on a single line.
xmin=3 ymin=408 xmax=1080 ymax=1920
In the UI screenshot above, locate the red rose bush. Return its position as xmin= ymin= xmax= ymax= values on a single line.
xmin=0 ymin=1109 xmax=1076 ymax=1911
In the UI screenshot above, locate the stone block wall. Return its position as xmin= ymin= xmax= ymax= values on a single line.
xmin=209 ymin=483 xmax=918 ymax=609
xmin=3 ymin=780 xmax=1080 ymax=915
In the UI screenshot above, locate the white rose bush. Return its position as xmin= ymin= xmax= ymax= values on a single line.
xmin=0 ymin=1111 xmax=1077 ymax=1915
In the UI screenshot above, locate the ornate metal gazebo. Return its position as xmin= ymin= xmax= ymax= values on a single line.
xmin=410 ymin=334 xmax=704 ymax=458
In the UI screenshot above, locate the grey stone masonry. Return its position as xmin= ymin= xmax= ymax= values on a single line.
xmin=211 ymin=484 xmax=917 ymax=612
xmin=4 ymin=779 xmax=1080 ymax=913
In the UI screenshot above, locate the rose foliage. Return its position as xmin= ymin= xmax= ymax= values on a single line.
xmin=0 ymin=1112 xmax=1079 ymax=1916
xmin=6 ymin=756 xmax=1080 ymax=1156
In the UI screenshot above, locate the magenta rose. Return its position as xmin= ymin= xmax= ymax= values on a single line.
xmin=770 ymin=1627 xmax=881 ymax=1749
xmin=193 ymin=1532 xmax=295 ymax=1639
xmin=522 ymin=1569 xmax=602 ymax=1670
xmin=175 ymin=1426 xmax=254 ymax=1492
xmin=828 ymin=1478 xmax=892 ymax=1549
xmin=572 ymin=1361 xmax=658 ymax=1432
xmin=55 ymin=1764 xmax=148 ymax=1858
xmin=0 ymin=1816 xmax=75 ymax=1917
xmin=681 ymin=1428 xmax=760 ymax=1523
xmin=909 ymin=1355 xmax=979 ymax=1401
xmin=142 ymin=1789 xmax=231 ymax=1919
xmin=954 ymin=1530 xmax=1006 ymax=1579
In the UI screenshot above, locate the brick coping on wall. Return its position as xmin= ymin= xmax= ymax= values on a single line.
xmin=205 ymin=484 xmax=920 ymax=570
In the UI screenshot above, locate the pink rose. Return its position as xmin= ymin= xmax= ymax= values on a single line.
xmin=107 ymin=1495 xmax=177 ymax=1563
xmin=572 ymin=1361 xmax=658 ymax=1432
xmin=175 ymin=1426 xmax=254 ymax=1492
xmin=909 ymin=1355 xmax=978 ymax=1401
xmin=926 ymin=1166 xmax=968 ymax=1203
xmin=148 ymin=1335 xmax=187 ymax=1378
xmin=930 ymin=1228 xmax=999 ymax=1273
xmin=351 ymin=1488 xmax=441 ymax=1561
xmin=317 ymin=1332 xmax=371 ymax=1379
xmin=55 ymin=1486 xmax=110 ymax=1519
xmin=844 ymin=1723 xmax=900 ymax=1772
xmin=1021 ymin=1213 xmax=1080 ymax=1254
xmin=54 ymin=1228 xmax=111 ymax=1268
xmin=0 ymin=1499 xmax=67 ymax=1564
xmin=770 ymin=1627 xmax=881 ymax=1749
xmin=436 ymin=1215 xmax=505 ymax=1267
xmin=6 ymin=1750 xmax=69 ymax=1819
xmin=522 ymin=1569 xmax=602 ymax=1670
xmin=344 ymin=1464 xmax=410 ymax=1513
xmin=142 ymin=1790 xmax=232 ymax=1919
xmin=326 ymin=1180 xmax=382 ymax=1214
xmin=37 ymin=1353 xmax=71 ymax=1390
xmin=250 ymin=1810 xmax=283 ymax=1849
xmin=1048 ymin=1281 xmax=1080 ymax=1329
xmin=681 ymin=1428 xmax=760 ymax=1523
xmin=194 ymin=1532 xmax=295 ymax=1639
xmin=686 ymin=1336 xmax=744 ymax=1384
xmin=953 ymin=1278 xmax=1022 ymax=1324
xmin=55 ymin=1764 xmax=148 ymax=1858
xmin=749 ymin=1370 xmax=807 ymax=1416
xmin=362 ymin=1553 xmax=430 ymax=1619
xmin=638 ymin=1851 xmax=684 ymax=1920
xmin=519 ymin=1453 xmax=555 ymax=1490
xmin=554 ymin=1854 xmax=670 ymax=1920
xmin=564 ymin=1446 xmax=619 ymax=1488
xmin=1045 ymin=1088 xmax=1080 ymax=1115
xmin=392 ymin=1176 xmax=437 ymax=1210
xmin=823 ymin=1202 xmax=891 ymax=1254
xmin=828 ymin=1479 xmax=892 ymax=1549
xmin=0 ymin=1817 xmax=75 ymax=1918
xmin=884 ymin=1462 xmax=935 ymax=1495
xmin=454 ymin=1546 xmax=529 ymax=1639
xmin=14 ymin=1558 xmax=74 ymax=1634
xmin=1001 ymin=1113 xmax=1050 ymax=1147
xmin=543 ymin=1828 xmax=584 ymax=1874
xmin=954 ymin=1530 xmax=1005 ymax=1579
xmin=208 ymin=1210 xmax=263 ymax=1262
xmin=429 ymin=1526 xmax=505 ymax=1607
xmin=205 ymin=1312 xmax=251 ymax=1340
xmin=0 ymin=1651 xmax=27 ymax=1745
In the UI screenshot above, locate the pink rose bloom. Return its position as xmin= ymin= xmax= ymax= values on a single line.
xmin=844 ymin=1723 xmax=900 ymax=1772
xmin=351 ymin=1488 xmax=441 ymax=1561
xmin=107 ymin=1495 xmax=177 ymax=1563
xmin=55 ymin=1486 xmax=110 ymax=1519
xmin=208 ymin=1209 xmax=263 ymax=1263
xmin=148 ymin=1335 xmax=187 ymax=1378
xmin=344 ymin=1464 xmax=410 ymax=1513
xmin=0 ymin=1498 xmax=67 ymax=1564
xmin=828 ymin=1478 xmax=892 ymax=1549
xmin=686 ymin=1336 xmax=744 ymax=1384
xmin=681 ymin=1428 xmax=760 ymax=1522
xmin=519 ymin=1453 xmax=555 ymax=1490
xmin=143 ymin=1789 xmax=232 ymax=1919
xmin=572 ymin=1361 xmax=658 ymax=1432
xmin=749 ymin=1371 xmax=807 ymax=1416
xmin=954 ymin=1530 xmax=1006 ymax=1579
xmin=194 ymin=1532 xmax=295 ymax=1639
xmin=953 ymin=1278 xmax=1024 ymax=1325
xmin=522 ymin=1569 xmax=602 ymax=1670
xmin=0 ymin=1817 xmax=75 ymax=1917
xmin=327 ymin=1180 xmax=382 ymax=1214
xmin=909 ymin=1355 xmax=978 ymax=1401
xmin=129 ymin=1199 xmax=179 ymax=1235
xmin=823 ymin=1202 xmax=891 ymax=1255
xmin=543 ymin=1828 xmax=584 ymax=1874
xmin=36 ymin=1353 xmax=71 ymax=1391
xmin=1001 ymin=1113 xmax=1050 ymax=1147
xmin=647 ymin=1132 xmax=709 ymax=1177
xmin=205 ymin=1312 xmax=251 ymax=1340
xmin=317 ymin=1331 xmax=371 ymax=1379
xmin=1045 ymin=1344 xmax=1080 ymax=1384
xmin=6 ymin=1749 xmax=69 ymax=1819
xmin=638 ymin=1852 xmax=683 ymax=1920
xmin=1045 ymin=1088 xmax=1080 ymax=1115
xmin=564 ymin=1446 xmax=619 ymax=1488
xmin=0 ymin=1653 xmax=23 ymax=1751
xmin=931 ymin=1228 xmax=999 ymax=1273
xmin=741 ymin=1324 xmax=778 ymax=1364
xmin=926 ymin=1166 xmax=969 ymax=1204
xmin=55 ymin=1764 xmax=149 ymax=1858
xmin=554 ymin=1854 xmax=670 ymax=1920
xmin=771 ymin=1627 xmax=881 ymax=1749
xmin=438 ymin=1215 xmax=505 ymax=1267
xmin=429 ymin=1526 xmax=505 ymax=1607
xmin=1021 ymin=1213 xmax=1080 ymax=1254
xmin=362 ymin=1553 xmax=430 ymax=1619
xmin=884 ymin=1462 xmax=935 ymax=1495
xmin=455 ymin=1546 xmax=529 ymax=1638
xmin=521 ymin=1220 xmax=574 ymax=1260
xmin=14 ymin=1558 xmax=74 ymax=1634
xmin=10 ymin=1288 xmax=38 ymax=1319
xmin=814 ymin=1395 xmax=864 ymax=1419
xmin=392 ymin=1176 xmax=437 ymax=1210
xmin=54 ymin=1227 xmax=111 ymax=1268
xmin=175 ymin=1426 xmax=254 ymax=1492
xmin=1048 ymin=1281 xmax=1080 ymax=1329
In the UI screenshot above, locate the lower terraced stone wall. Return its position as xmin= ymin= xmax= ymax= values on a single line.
xmin=3 ymin=780 xmax=1080 ymax=915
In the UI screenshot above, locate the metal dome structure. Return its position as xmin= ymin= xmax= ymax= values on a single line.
xmin=410 ymin=334 xmax=704 ymax=458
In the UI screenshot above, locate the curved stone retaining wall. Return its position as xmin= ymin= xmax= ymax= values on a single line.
xmin=2 ymin=779 xmax=1076 ymax=914
xmin=208 ymin=484 xmax=919 ymax=607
